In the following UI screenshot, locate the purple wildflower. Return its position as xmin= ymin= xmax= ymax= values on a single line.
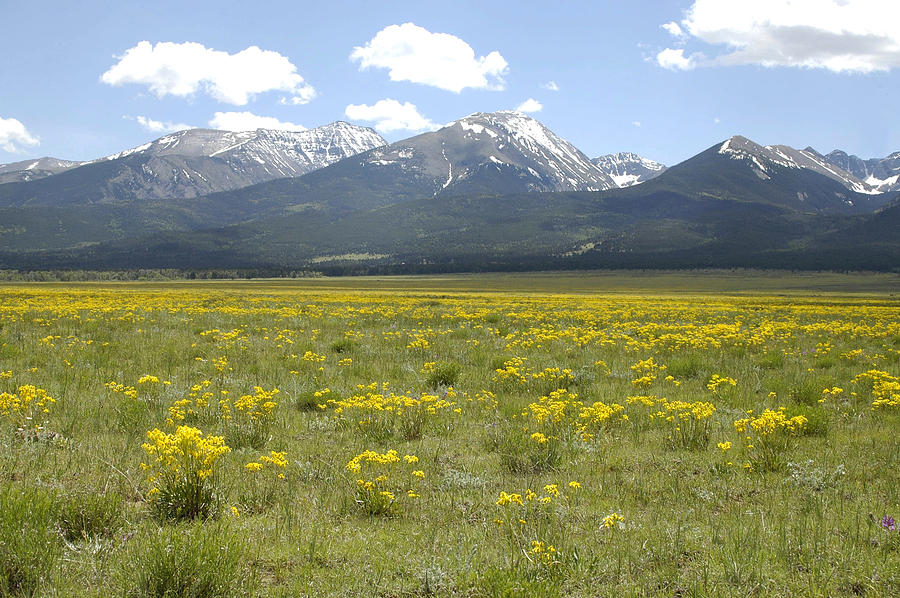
xmin=883 ymin=515 xmax=896 ymax=532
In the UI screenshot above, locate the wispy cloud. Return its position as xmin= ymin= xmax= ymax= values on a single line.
xmin=209 ymin=111 xmax=306 ymax=131
xmin=128 ymin=115 xmax=194 ymax=133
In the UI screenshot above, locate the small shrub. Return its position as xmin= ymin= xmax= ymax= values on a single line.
xmin=346 ymin=449 xmax=424 ymax=516
xmin=239 ymin=451 xmax=288 ymax=513
xmin=788 ymin=405 xmax=830 ymax=436
xmin=0 ymin=385 xmax=56 ymax=436
xmin=497 ymin=424 xmax=564 ymax=474
xmin=493 ymin=482 xmax=586 ymax=573
xmin=667 ymin=355 xmax=704 ymax=378
xmin=734 ymin=408 xmax=807 ymax=472
xmin=329 ymin=338 xmax=353 ymax=354
xmin=292 ymin=390 xmax=321 ymax=411
xmin=221 ymin=386 xmax=279 ymax=449
xmin=0 ymin=486 xmax=60 ymax=596
xmin=424 ymin=361 xmax=461 ymax=388
xmin=120 ymin=521 xmax=251 ymax=598
xmin=56 ymin=491 xmax=124 ymax=541
xmin=789 ymin=378 xmax=832 ymax=406
xmin=786 ymin=460 xmax=845 ymax=491
xmin=756 ymin=352 xmax=785 ymax=370
xmin=141 ymin=426 xmax=231 ymax=521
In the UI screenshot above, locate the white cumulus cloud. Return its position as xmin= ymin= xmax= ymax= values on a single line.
xmin=658 ymin=0 xmax=900 ymax=73
xmin=0 ymin=117 xmax=39 ymax=153
xmin=657 ymin=48 xmax=699 ymax=71
xmin=350 ymin=23 xmax=508 ymax=92
xmin=541 ymin=80 xmax=560 ymax=91
xmin=101 ymin=41 xmax=316 ymax=105
xmin=344 ymin=99 xmax=438 ymax=133
xmin=661 ymin=21 xmax=684 ymax=37
xmin=209 ymin=111 xmax=306 ymax=132
xmin=130 ymin=115 xmax=194 ymax=133
xmin=516 ymin=98 xmax=543 ymax=113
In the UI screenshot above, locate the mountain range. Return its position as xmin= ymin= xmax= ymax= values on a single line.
xmin=0 ymin=111 xmax=897 ymax=272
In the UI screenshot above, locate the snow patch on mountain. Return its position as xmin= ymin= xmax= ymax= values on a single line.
xmin=718 ymin=136 xmax=882 ymax=194
xmin=592 ymin=152 xmax=666 ymax=188
xmin=0 ymin=157 xmax=85 ymax=183
xmin=823 ymin=149 xmax=900 ymax=193
xmin=447 ymin=111 xmax=616 ymax=191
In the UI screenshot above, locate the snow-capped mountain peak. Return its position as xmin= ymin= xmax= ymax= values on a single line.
xmin=718 ymin=135 xmax=880 ymax=194
xmin=0 ymin=157 xmax=84 ymax=183
xmin=591 ymin=152 xmax=666 ymax=187
xmin=438 ymin=111 xmax=616 ymax=191
xmin=822 ymin=148 xmax=900 ymax=193
xmin=97 ymin=121 xmax=386 ymax=178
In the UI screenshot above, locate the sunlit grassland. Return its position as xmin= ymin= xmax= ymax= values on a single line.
xmin=0 ymin=271 xmax=897 ymax=596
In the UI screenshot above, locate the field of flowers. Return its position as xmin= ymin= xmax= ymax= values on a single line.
xmin=0 ymin=275 xmax=897 ymax=596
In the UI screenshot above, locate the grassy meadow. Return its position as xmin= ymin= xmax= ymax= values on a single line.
xmin=0 ymin=271 xmax=898 ymax=596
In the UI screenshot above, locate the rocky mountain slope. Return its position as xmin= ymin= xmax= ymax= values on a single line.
xmin=592 ymin=152 xmax=666 ymax=187
xmin=354 ymin=111 xmax=617 ymax=197
xmin=0 ymin=122 xmax=386 ymax=205
xmin=0 ymin=157 xmax=84 ymax=184
xmin=715 ymin=136 xmax=879 ymax=196
xmin=823 ymin=149 xmax=900 ymax=193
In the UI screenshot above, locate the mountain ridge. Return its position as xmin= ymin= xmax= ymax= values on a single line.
xmin=592 ymin=152 xmax=666 ymax=187
xmin=0 ymin=112 xmax=896 ymax=273
xmin=0 ymin=122 xmax=386 ymax=206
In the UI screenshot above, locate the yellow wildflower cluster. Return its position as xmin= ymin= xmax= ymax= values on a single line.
xmin=820 ymin=386 xmax=844 ymax=403
xmin=105 ymin=380 xmax=138 ymax=400
xmin=631 ymin=357 xmax=666 ymax=388
xmin=707 ymin=374 xmax=737 ymax=394
xmin=211 ymin=356 xmax=231 ymax=375
xmin=529 ymin=540 xmax=559 ymax=568
xmin=733 ymin=408 xmax=807 ymax=471
xmin=0 ymin=384 xmax=56 ymax=431
xmin=140 ymin=425 xmax=230 ymax=519
xmin=164 ymin=380 xmax=218 ymax=427
xmin=108 ymin=374 xmax=169 ymax=403
xmin=495 ymin=481 xmax=582 ymax=569
xmin=142 ymin=425 xmax=231 ymax=481
xmin=301 ymin=351 xmax=326 ymax=363
xmin=734 ymin=408 xmax=807 ymax=437
xmin=853 ymin=369 xmax=900 ymax=409
xmin=523 ymin=388 xmax=625 ymax=443
xmin=245 ymin=450 xmax=288 ymax=477
xmin=232 ymin=386 xmax=279 ymax=421
xmin=406 ymin=333 xmax=430 ymax=350
xmin=493 ymin=357 xmax=573 ymax=388
xmin=346 ymin=449 xmax=424 ymax=515
xmin=654 ymin=398 xmax=716 ymax=449
xmin=326 ymin=383 xmax=457 ymax=440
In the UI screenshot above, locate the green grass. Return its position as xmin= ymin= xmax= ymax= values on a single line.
xmin=0 ymin=276 xmax=897 ymax=596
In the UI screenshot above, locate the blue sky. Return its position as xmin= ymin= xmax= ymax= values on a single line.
xmin=1 ymin=0 xmax=898 ymax=166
